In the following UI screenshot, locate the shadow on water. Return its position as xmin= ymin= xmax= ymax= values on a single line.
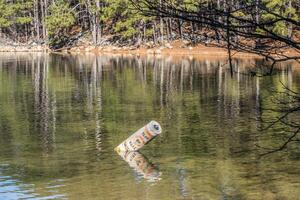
xmin=0 ymin=52 xmax=299 ymax=199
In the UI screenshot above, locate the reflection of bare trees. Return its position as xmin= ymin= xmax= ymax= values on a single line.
xmin=32 ymin=53 xmax=56 ymax=153
xmin=92 ymin=56 xmax=103 ymax=153
xmin=0 ymin=53 xmax=57 ymax=153
xmin=1 ymin=53 xmax=298 ymax=157
xmin=1 ymin=53 xmax=300 ymax=199
xmin=90 ymin=55 xmax=297 ymax=123
xmin=69 ymin=53 xmax=105 ymax=153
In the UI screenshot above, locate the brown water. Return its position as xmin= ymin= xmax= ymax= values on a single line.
xmin=0 ymin=53 xmax=299 ymax=200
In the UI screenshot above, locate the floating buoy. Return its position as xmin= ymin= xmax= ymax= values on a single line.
xmin=115 ymin=120 xmax=162 ymax=152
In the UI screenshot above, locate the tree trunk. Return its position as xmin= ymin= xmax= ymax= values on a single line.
xmin=255 ymin=0 xmax=259 ymax=24
xmin=34 ymin=0 xmax=40 ymax=41
xmin=153 ymin=21 xmax=157 ymax=44
xmin=88 ymin=0 xmax=101 ymax=45
xmin=177 ymin=19 xmax=183 ymax=39
xmin=191 ymin=22 xmax=195 ymax=43
xmin=166 ymin=18 xmax=170 ymax=41
xmin=40 ymin=0 xmax=46 ymax=40
xmin=143 ymin=23 xmax=146 ymax=42
xmin=168 ymin=18 xmax=172 ymax=40
xmin=226 ymin=6 xmax=233 ymax=77
xmin=159 ymin=0 xmax=164 ymax=44
xmin=43 ymin=0 xmax=48 ymax=41
xmin=287 ymin=0 xmax=293 ymax=38
xmin=95 ymin=0 xmax=101 ymax=42
xmin=29 ymin=12 xmax=34 ymax=40
xmin=160 ymin=18 xmax=164 ymax=44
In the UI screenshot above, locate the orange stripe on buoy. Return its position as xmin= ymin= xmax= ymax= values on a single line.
xmin=144 ymin=127 xmax=153 ymax=138
xmin=139 ymin=136 xmax=146 ymax=144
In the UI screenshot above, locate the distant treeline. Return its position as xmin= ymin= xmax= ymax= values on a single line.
xmin=0 ymin=0 xmax=299 ymax=47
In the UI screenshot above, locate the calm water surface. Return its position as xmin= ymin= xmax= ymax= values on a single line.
xmin=0 ymin=53 xmax=300 ymax=200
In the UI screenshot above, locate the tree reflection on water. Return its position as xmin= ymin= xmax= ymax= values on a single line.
xmin=0 ymin=53 xmax=299 ymax=200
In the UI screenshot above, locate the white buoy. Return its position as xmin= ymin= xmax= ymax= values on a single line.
xmin=115 ymin=120 xmax=162 ymax=152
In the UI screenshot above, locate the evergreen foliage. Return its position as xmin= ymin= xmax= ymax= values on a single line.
xmin=0 ymin=0 xmax=32 ymax=28
xmin=46 ymin=0 xmax=75 ymax=36
xmin=262 ymin=0 xmax=298 ymax=36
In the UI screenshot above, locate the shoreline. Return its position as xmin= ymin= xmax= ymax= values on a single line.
xmin=0 ymin=44 xmax=261 ymax=58
xmin=0 ymin=40 xmax=299 ymax=59
xmin=0 ymin=45 xmax=49 ymax=52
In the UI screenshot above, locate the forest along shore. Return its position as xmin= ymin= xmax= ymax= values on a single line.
xmin=0 ymin=0 xmax=299 ymax=61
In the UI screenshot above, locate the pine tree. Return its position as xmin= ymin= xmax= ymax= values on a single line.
xmin=46 ymin=0 xmax=75 ymax=36
xmin=102 ymin=0 xmax=154 ymax=44
xmin=45 ymin=0 xmax=75 ymax=47
xmin=0 ymin=0 xmax=32 ymax=41
xmin=262 ymin=0 xmax=298 ymax=37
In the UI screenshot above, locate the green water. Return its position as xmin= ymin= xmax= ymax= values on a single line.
xmin=0 ymin=53 xmax=299 ymax=200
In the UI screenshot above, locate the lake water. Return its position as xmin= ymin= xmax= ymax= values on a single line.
xmin=0 ymin=53 xmax=299 ymax=200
